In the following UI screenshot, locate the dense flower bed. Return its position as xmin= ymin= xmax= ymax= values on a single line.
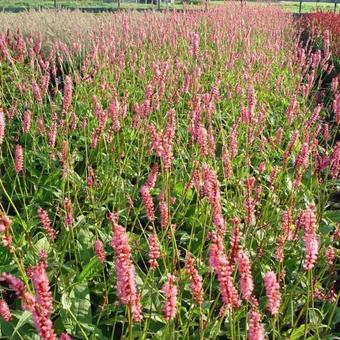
xmin=0 ymin=6 xmax=339 ymax=339
xmin=301 ymin=11 xmax=340 ymax=57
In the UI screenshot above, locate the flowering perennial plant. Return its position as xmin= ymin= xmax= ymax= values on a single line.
xmin=0 ymin=5 xmax=339 ymax=339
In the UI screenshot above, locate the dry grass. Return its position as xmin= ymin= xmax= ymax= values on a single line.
xmin=0 ymin=10 xmax=100 ymax=43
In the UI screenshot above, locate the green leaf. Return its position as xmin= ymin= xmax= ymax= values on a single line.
xmin=77 ymin=256 xmax=101 ymax=282
xmin=287 ymin=324 xmax=307 ymax=340
xmin=324 ymin=210 xmax=340 ymax=224
xmin=11 ymin=311 xmax=32 ymax=339
xmin=66 ymin=282 xmax=92 ymax=325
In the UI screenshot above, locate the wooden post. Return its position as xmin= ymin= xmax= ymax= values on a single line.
xmin=118 ymin=0 xmax=120 ymax=9
xmin=157 ymin=0 xmax=160 ymax=10
xmin=54 ymin=0 xmax=57 ymax=8
xmin=335 ymin=0 xmax=338 ymax=12
xmin=299 ymin=0 xmax=302 ymax=13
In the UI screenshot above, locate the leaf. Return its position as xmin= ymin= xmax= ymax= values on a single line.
xmin=287 ymin=324 xmax=307 ymax=340
xmin=11 ymin=311 xmax=32 ymax=339
xmin=324 ymin=210 xmax=340 ymax=224
xmin=68 ymin=283 xmax=92 ymax=325
xmin=77 ymin=256 xmax=101 ymax=282
xmin=76 ymin=224 xmax=94 ymax=265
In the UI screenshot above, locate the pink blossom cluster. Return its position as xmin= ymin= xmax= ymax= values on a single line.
xmin=209 ymin=233 xmax=240 ymax=309
xmin=202 ymin=164 xmax=225 ymax=235
xmin=298 ymin=205 xmax=319 ymax=270
xmin=109 ymin=214 xmax=142 ymax=322
xmin=263 ymin=271 xmax=281 ymax=316
xmin=148 ymin=232 xmax=161 ymax=269
xmin=161 ymin=274 xmax=177 ymax=321
xmin=185 ymin=254 xmax=203 ymax=305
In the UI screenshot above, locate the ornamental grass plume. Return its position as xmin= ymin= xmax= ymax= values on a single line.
xmin=185 ymin=254 xmax=203 ymax=305
xmin=109 ymin=214 xmax=142 ymax=322
xmin=264 ymin=271 xmax=281 ymax=316
xmin=161 ymin=274 xmax=178 ymax=321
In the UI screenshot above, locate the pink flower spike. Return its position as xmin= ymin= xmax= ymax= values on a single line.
xmin=299 ymin=205 xmax=319 ymax=270
xmin=148 ymin=232 xmax=160 ymax=270
xmin=264 ymin=271 xmax=281 ymax=316
xmin=15 ymin=144 xmax=24 ymax=173
xmin=162 ymin=274 xmax=178 ymax=321
xmin=248 ymin=298 xmax=265 ymax=340
xmin=185 ymin=254 xmax=204 ymax=305
xmin=38 ymin=208 xmax=57 ymax=241
xmin=140 ymin=185 xmax=155 ymax=222
xmin=94 ymin=239 xmax=106 ymax=264
xmin=0 ymin=108 xmax=5 ymax=145
xmin=237 ymin=250 xmax=254 ymax=301
xmin=23 ymin=110 xmax=31 ymax=133
xmin=32 ymin=79 xmax=42 ymax=103
xmin=62 ymin=76 xmax=72 ymax=114
xmin=0 ymin=300 xmax=12 ymax=322
xmin=60 ymin=333 xmax=73 ymax=340
xmin=110 ymin=220 xmax=142 ymax=322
